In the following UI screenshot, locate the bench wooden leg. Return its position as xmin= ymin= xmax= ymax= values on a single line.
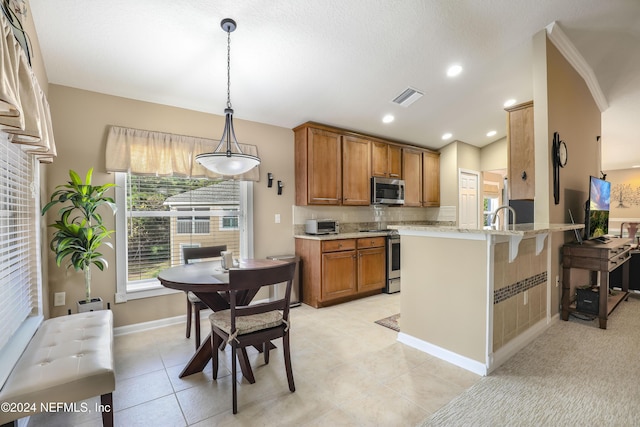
xmin=101 ymin=392 xmax=114 ymax=427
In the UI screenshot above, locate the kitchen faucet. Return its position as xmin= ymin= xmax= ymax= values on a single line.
xmin=491 ymin=205 xmax=517 ymax=231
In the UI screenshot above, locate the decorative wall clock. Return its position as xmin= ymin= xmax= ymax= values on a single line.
xmin=552 ymin=132 xmax=566 ymax=204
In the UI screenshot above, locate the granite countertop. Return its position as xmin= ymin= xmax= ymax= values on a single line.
xmin=294 ymin=230 xmax=391 ymax=240
xmin=388 ymin=223 xmax=584 ymax=236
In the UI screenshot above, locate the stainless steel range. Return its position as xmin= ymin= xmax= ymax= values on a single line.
xmin=385 ymin=231 xmax=400 ymax=293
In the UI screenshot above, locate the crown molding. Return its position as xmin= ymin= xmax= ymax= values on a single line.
xmin=545 ymin=21 xmax=608 ymax=112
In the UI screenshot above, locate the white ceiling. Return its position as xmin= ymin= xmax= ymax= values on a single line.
xmin=29 ymin=0 xmax=640 ymax=170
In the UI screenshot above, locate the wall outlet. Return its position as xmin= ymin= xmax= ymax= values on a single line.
xmin=523 ymin=290 xmax=528 ymax=305
xmin=275 ymin=213 xmax=281 ymax=224
xmin=54 ymin=292 xmax=65 ymax=307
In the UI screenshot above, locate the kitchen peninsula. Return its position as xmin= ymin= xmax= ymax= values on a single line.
xmin=389 ymin=223 xmax=583 ymax=376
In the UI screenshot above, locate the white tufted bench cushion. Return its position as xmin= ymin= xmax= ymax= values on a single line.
xmin=0 ymin=310 xmax=115 ymax=426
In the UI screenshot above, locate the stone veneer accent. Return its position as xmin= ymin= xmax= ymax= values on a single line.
xmin=494 ymin=271 xmax=547 ymax=304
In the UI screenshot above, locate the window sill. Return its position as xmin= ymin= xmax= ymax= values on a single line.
xmin=124 ymin=279 xmax=182 ymax=301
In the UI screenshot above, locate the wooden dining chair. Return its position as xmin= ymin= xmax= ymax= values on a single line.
xmin=209 ymin=261 xmax=297 ymax=414
xmin=182 ymin=245 xmax=227 ymax=349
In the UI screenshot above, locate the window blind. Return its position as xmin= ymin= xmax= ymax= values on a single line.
xmin=0 ymin=132 xmax=37 ymax=350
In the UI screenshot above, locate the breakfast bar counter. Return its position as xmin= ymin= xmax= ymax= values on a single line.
xmin=389 ymin=223 xmax=582 ymax=376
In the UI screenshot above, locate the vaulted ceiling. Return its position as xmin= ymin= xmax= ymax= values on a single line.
xmin=30 ymin=0 xmax=640 ymax=170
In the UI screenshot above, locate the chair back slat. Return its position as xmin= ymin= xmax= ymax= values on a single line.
xmin=183 ymin=245 xmax=227 ymax=264
xmin=228 ymin=261 xmax=297 ymax=319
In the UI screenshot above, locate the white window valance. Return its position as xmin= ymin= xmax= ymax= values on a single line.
xmin=0 ymin=11 xmax=56 ymax=163
xmin=105 ymin=125 xmax=260 ymax=181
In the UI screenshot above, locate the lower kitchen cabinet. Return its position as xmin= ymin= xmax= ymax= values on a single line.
xmin=296 ymin=236 xmax=386 ymax=308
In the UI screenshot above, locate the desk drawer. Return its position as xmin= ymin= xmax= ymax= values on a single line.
xmin=609 ymin=251 xmax=630 ymax=271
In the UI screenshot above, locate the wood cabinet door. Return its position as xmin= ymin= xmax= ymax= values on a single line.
xmin=507 ymin=101 xmax=534 ymax=200
xmin=321 ymin=250 xmax=357 ymax=300
xmin=342 ymin=136 xmax=371 ymax=205
xmin=388 ymin=145 xmax=402 ymax=178
xmin=403 ymin=148 xmax=423 ymax=207
xmin=371 ymin=141 xmax=389 ymax=177
xmin=422 ymin=151 xmax=440 ymax=207
xmin=308 ymin=128 xmax=342 ymax=205
xmin=357 ymin=247 xmax=386 ymax=292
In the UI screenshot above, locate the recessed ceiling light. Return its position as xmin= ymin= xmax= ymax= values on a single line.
xmin=442 ymin=133 xmax=452 ymax=140
xmin=382 ymin=114 xmax=394 ymax=124
xmin=504 ymin=99 xmax=516 ymax=107
xmin=446 ymin=65 xmax=463 ymax=77
xmin=486 ymin=130 xmax=497 ymax=137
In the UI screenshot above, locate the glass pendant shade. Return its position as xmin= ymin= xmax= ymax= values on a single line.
xmin=196 ymin=18 xmax=260 ymax=176
xmin=195 ymin=110 xmax=260 ymax=175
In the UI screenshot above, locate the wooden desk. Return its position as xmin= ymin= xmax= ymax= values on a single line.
xmin=562 ymin=238 xmax=632 ymax=329
xmin=158 ymin=258 xmax=286 ymax=380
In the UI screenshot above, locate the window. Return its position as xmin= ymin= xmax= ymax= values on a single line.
xmin=115 ymin=173 xmax=253 ymax=300
xmin=221 ymin=216 xmax=239 ymax=230
xmin=484 ymin=196 xmax=500 ymax=226
xmin=177 ymin=208 xmax=210 ymax=234
xmin=0 ymin=133 xmax=42 ymax=383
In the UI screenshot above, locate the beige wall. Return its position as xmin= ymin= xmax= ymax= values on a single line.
xmin=44 ymin=85 xmax=294 ymax=326
xmin=604 ymin=168 xmax=640 ymax=236
xmin=439 ymin=142 xmax=458 ymax=207
xmin=457 ymin=141 xmax=481 ymax=172
xmin=480 ymin=137 xmax=507 ymax=172
xmin=535 ymin=34 xmax=601 ymax=314
xmin=401 ymin=235 xmax=488 ymax=363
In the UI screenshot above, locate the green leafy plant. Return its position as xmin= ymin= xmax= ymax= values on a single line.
xmin=42 ymin=169 xmax=116 ymax=303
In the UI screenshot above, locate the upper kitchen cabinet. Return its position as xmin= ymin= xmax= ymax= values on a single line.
xmin=422 ymin=151 xmax=440 ymax=207
xmin=402 ymin=148 xmax=423 ymax=207
xmin=294 ymin=122 xmax=440 ymax=207
xmin=372 ymin=141 xmax=402 ymax=178
xmin=342 ymin=135 xmax=371 ymax=205
xmin=295 ymin=125 xmax=342 ymax=205
xmin=506 ymin=101 xmax=534 ymax=200
xmin=403 ymin=147 xmax=440 ymax=207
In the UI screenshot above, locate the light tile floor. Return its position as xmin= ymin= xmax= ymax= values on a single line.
xmin=29 ymin=293 xmax=480 ymax=426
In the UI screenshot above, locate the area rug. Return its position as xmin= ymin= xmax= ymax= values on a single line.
xmin=374 ymin=313 xmax=400 ymax=332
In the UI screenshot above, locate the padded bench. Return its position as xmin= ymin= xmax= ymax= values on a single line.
xmin=0 ymin=311 xmax=115 ymax=427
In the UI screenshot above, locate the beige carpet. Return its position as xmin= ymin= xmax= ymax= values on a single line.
xmin=421 ymin=294 xmax=640 ymax=426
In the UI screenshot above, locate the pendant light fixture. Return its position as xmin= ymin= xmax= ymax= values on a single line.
xmin=196 ymin=18 xmax=260 ymax=176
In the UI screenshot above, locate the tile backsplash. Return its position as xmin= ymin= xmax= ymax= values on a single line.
xmin=292 ymin=205 xmax=456 ymax=234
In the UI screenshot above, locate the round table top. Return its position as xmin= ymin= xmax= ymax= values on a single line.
xmin=157 ymin=258 xmax=287 ymax=293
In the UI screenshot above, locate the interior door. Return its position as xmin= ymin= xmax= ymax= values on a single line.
xmin=459 ymin=170 xmax=479 ymax=229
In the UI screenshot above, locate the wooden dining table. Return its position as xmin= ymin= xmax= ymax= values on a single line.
xmin=158 ymin=258 xmax=287 ymax=381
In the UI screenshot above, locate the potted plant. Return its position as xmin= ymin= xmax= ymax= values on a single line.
xmin=42 ymin=168 xmax=116 ymax=312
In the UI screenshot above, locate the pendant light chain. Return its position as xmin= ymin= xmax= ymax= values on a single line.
xmin=226 ymin=28 xmax=232 ymax=109
xmin=194 ymin=18 xmax=261 ymax=176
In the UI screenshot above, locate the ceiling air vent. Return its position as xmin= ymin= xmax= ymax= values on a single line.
xmin=392 ymin=87 xmax=424 ymax=107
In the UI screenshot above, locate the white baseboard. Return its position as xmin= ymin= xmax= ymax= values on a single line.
xmin=397 ymin=332 xmax=488 ymax=376
xmin=113 ymin=297 xmax=271 ymax=336
xmin=113 ymin=310 xmax=211 ymax=336
xmin=397 ymin=313 xmax=560 ymax=377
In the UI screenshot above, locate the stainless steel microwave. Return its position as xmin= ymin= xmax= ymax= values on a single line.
xmin=305 ymin=219 xmax=339 ymax=235
xmin=371 ymin=177 xmax=405 ymax=205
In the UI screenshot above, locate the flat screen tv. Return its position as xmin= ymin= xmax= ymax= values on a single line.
xmin=585 ymin=176 xmax=611 ymax=240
